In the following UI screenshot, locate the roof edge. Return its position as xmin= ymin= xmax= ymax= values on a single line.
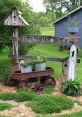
xmin=53 ymin=6 xmax=82 ymax=24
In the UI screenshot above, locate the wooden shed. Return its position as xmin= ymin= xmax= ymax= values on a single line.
xmin=53 ymin=6 xmax=82 ymax=48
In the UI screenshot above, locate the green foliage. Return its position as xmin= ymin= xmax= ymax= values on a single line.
xmin=20 ymin=59 xmax=34 ymax=68
xmin=0 ymin=103 xmax=12 ymax=110
xmin=18 ymin=42 xmax=35 ymax=56
xmin=43 ymin=85 xmax=54 ymax=94
xmin=16 ymin=87 xmax=28 ymax=93
xmin=0 ymin=92 xmax=16 ymax=100
xmin=67 ymin=18 xmax=80 ymax=26
xmin=15 ymin=91 xmax=37 ymax=102
xmin=58 ymin=111 xmax=82 ymax=117
xmin=0 ymin=0 xmax=40 ymax=51
xmin=0 ymin=91 xmax=37 ymax=102
xmin=61 ymin=80 xmax=82 ymax=96
xmin=40 ymin=27 xmax=54 ymax=36
xmin=0 ymin=67 xmax=11 ymax=85
xmin=39 ymin=16 xmax=51 ymax=27
xmin=26 ymin=95 xmax=74 ymax=114
xmin=0 ymin=116 xmax=11 ymax=117
xmin=33 ymin=56 xmax=47 ymax=64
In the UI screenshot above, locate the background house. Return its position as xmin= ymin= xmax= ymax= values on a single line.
xmin=53 ymin=6 xmax=82 ymax=48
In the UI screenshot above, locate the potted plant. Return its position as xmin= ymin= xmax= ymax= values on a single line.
xmin=20 ymin=60 xmax=33 ymax=73
xmin=34 ymin=56 xmax=47 ymax=71
xmin=67 ymin=18 xmax=80 ymax=34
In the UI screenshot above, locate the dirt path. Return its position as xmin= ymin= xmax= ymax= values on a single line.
xmin=0 ymin=104 xmax=36 ymax=117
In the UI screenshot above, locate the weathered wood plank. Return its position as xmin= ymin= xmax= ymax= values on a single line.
xmin=19 ymin=56 xmax=65 ymax=62
xmin=17 ymin=35 xmax=61 ymax=43
xmin=19 ymin=56 xmax=80 ymax=63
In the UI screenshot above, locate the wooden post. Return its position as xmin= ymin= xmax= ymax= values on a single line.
xmin=4 ymin=7 xmax=29 ymax=64
xmin=13 ymin=27 xmax=19 ymax=64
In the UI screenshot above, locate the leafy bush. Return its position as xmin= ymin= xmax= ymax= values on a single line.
xmin=0 ymin=67 xmax=11 ymax=85
xmin=15 ymin=91 xmax=37 ymax=102
xmin=0 ymin=103 xmax=12 ymax=110
xmin=43 ymin=85 xmax=54 ymax=94
xmin=0 ymin=92 xmax=16 ymax=100
xmin=61 ymin=80 xmax=82 ymax=96
xmin=26 ymin=95 xmax=74 ymax=114
xmin=0 ymin=90 xmax=37 ymax=102
xmin=16 ymin=87 xmax=28 ymax=93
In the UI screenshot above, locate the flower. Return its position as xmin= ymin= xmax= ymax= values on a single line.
xmin=34 ymin=56 xmax=47 ymax=64
xmin=67 ymin=18 xmax=80 ymax=26
xmin=20 ymin=60 xmax=33 ymax=68
xmin=20 ymin=60 xmax=25 ymax=64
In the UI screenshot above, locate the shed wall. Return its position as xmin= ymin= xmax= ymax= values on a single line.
xmin=54 ymin=9 xmax=82 ymax=48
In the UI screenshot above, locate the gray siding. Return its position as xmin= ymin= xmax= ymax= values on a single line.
xmin=54 ymin=9 xmax=82 ymax=48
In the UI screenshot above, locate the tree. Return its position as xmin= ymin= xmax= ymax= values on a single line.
xmin=0 ymin=0 xmax=40 ymax=52
xmin=43 ymin=0 xmax=70 ymax=19
xmin=43 ymin=0 xmax=82 ymax=19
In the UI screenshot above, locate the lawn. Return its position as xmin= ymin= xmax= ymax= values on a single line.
xmin=40 ymin=27 xmax=54 ymax=36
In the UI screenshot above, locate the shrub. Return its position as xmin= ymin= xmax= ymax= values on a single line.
xmin=0 ymin=67 xmax=11 ymax=85
xmin=0 ymin=92 xmax=16 ymax=100
xmin=43 ymin=85 xmax=54 ymax=94
xmin=15 ymin=91 xmax=37 ymax=102
xmin=61 ymin=80 xmax=82 ymax=96
xmin=0 ymin=103 xmax=12 ymax=110
xmin=16 ymin=87 xmax=28 ymax=93
xmin=0 ymin=90 xmax=37 ymax=102
xmin=26 ymin=95 xmax=74 ymax=114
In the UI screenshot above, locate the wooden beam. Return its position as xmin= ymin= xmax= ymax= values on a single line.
xmin=17 ymin=35 xmax=61 ymax=44
xmin=19 ymin=56 xmax=80 ymax=63
xmin=19 ymin=56 xmax=65 ymax=62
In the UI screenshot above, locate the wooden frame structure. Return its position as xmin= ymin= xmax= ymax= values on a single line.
xmin=4 ymin=7 xmax=80 ymax=85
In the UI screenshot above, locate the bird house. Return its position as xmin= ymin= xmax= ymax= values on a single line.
xmin=4 ymin=7 xmax=29 ymax=26
xmin=68 ymin=44 xmax=77 ymax=81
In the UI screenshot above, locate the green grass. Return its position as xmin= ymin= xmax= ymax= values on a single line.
xmin=0 ymin=103 xmax=12 ymax=110
xmin=26 ymin=95 xmax=74 ymax=114
xmin=0 ymin=90 xmax=37 ymax=102
xmin=43 ymin=85 xmax=54 ymax=94
xmin=0 ymin=116 xmax=11 ymax=117
xmin=15 ymin=91 xmax=37 ymax=102
xmin=36 ymin=111 xmax=82 ymax=117
xmin=0 ymin=92 xmax=16 ymax=100
xmin=58 ymin=111 xmax=82 ymax=117
xmin=40 ymin=27 xmax=54 ymax=36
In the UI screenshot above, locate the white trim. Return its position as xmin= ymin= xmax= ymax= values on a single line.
xmin=53 ymin=6 xmax=82 ymax=24
xmin=19 ymin=15 xmax=29 ymax=26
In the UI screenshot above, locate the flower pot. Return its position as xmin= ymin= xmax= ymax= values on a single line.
xmin=20 ymin=65 xmax=33 ymax=73
xmin=35 ymin=63 xmax=46 ymax=71
xmin=68 ymin=26 xmax=79 ymax=33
